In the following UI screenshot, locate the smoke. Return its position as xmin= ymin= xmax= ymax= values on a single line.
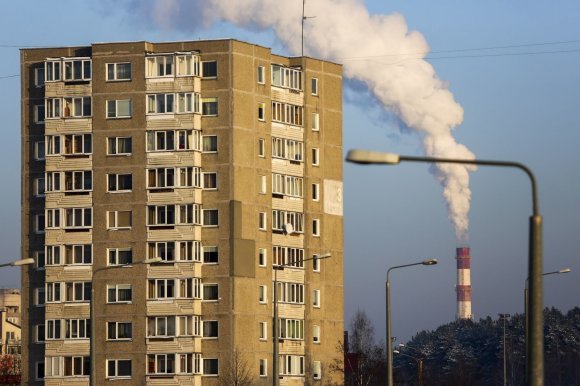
xmin=115 ymin=0 xmax=475 ymax=240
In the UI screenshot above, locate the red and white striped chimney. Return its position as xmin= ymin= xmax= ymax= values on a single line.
xmin=456 ymin=247 xmax=472 ymax=320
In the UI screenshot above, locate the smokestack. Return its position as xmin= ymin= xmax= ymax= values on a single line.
xmin=456 ymin=247 xmax=472 ymax=320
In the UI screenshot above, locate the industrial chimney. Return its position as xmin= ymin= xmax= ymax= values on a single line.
xmin=456 ymin=247 xmax=472 ymax=320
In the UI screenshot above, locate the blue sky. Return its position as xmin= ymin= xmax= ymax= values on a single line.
xmin=1 ymin=0 xmax=579 ymax=342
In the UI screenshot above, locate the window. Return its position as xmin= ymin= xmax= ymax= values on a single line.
xmin=313 ymin=219 xmax=320 ymax=237
xmin=34 ymin=177 xmax=45 ymax=197
xmin=46 ymin=98 xmax=61 ymax=119
xmin=34 ymin=66 xmax=45 ymax=87
xmin=46 ymin=319 xmax=62 ymax=340
xmin=148 ymin=278 xmax=197 ymax=300
xmin=203 ymin=358 xmax=219 ymax=376
xmin=64 ymin=244 xmax=92 ymax=265
xmin=63 ymin=97 xmax=92 ymax=117
xmin=64 ymin=208 xmax=92 ymax=230
xmin=35 ymin=213 xmax=45 ymax=233
xmin=273 ymin=246 xmax=304 ymax=268
xmin=107 ymin=211 xmax=132 ymax=229
xmin=259 ymin=175 xmax=267 ymax=194
xmin=147 ymin=129 xmax=200 ymax=152
xmin=35 ymin=250 xmax=45 ymax=270
xmin=202 ymin=97 xmax=218 ymax=116
xmin=313 ymin=289 xmax=321 ymax=308
xmin=313 ymin=361 xmax=322 ymax=379
xmin=147 ymin=316 xmax=176 ymax=337
xmin=64 ymin=170 xmax=92 ymax=193
xmin=280 ymin=355 xmax=305 ymax=376
xmin=203 ymin=172 xmax=217 ymax=190
xmin=312 ymin=148 xmax=320 ymax=166
xmin=107 ymin=174 xmax=132 ymax=192
xmin=64 ymin=319 xmax=90 ymax=339
xmin=311 ymin=77 xmax=319 ymax=95
xmin=272 ymin=209 xmax=304 ymax=233
xmin=107 ymin=99 xmax=132 ymax=118
xmin=313 ymin=255 xmax=321 ymax=272
xmin=260 ymin=359 xmax=267 ymax=377
xmin=258 ymin=138 xmax=265 ymax=157
xmin=279 ymin=318 xmax=304 ymax=340
xmin=203 ymin=209 xmax=218 ymax=227
xmin=45 ymin=245 xmax=61 ymax=266
xmin=271 ymin=101 xmax=303 ymax=126
xmin=107 ymin=63 xmax=132 ymax=81
xmin=107 ymin=137 xmax=132 ymax=155
xmin=176 ymin=92 xmax=200 ymax=113
xmin=36 ymin=361 xmax=45 ymax=380
xmin=177 ymin=53 xmax=200 ymax=76
xmin=202 ymin=135 xmax=217 ymax=152
xmin=258 ymin=102 xmax=265 ymax=121
xmin=147 ymin=204 xmax=200 ymax=226
xmin=35 ymin=324 xmax=46 ymax=343
xmin=313 ymin=325 xmax=321 ymax=343
xmin=257 ymin=65 xmax=265 ymax=84
xmin=275 ymin=282 xmax=304 ymax=304
xmin=271 ymin=174 xmax=303 ymax=198
xmin=259 ymin=321 xmax=267 ymax=341
xmin=34 ymin=141 xmax=45 ymax=160
xmin=271 ymin=65 xmax=302 ymax=91
xmin=311 ymin=112 xmax=320 ymax=131
xmin=148 ymin=241 xmax=201 ymax=262
xmin=259 ymin=212 xmax=266 ymax=231
xmin=107 ymin=284 xmax=132 ymax=303
xmin=258 ymin=285 xmax=267 ymax=304
xmin=107 ymin=359 xmax=132 ymax=379
xmin=203 ymin=284 xmax=219 ymax=301
xmin=63 ymin=58 xmax=91 ymax=81
xmin=108 ymin=248 xmax=132 ymax=266
xmin=202 ymin=61 xmax=218 ymax=78
xmin=272 ymin=138 xmax=304 ymax=162
xmin=203 ymin=246 xmax=218 ymax=264
xmin=107 ymin=322 xmax=132 ymax=340
xmin=45 ymin=209 xmax=61 ymax=229
xmin=202 ymin=320 xmax=218 ymax=338
xmin=34 ymin=104 xmax=45 ymax=123
xmin=312 ymin=183 xmax=320 ymax=201
xmin=147 ymin=93 xmax=174 ymax=114
xmin=35 ymin=287 xmax=46 ymax=306
xmin=63 ymin=134 xmax=92 ymax=155
xmin=147 ymin=354 xmax=175 ymax=375
xmin=45 ymin=60 xmax=61 ymax=82
xmin=148 ymin=167 xmax=200 ymax=190
xmin=63 ymin=356 xmax=90 ymax=376
xmin=258 ymin=248 xmax=266 ymax=267
xmin=64 ymin=282 xmax=92 ymax=302
xmin=146 ymin=55 xmax=174 ymax=78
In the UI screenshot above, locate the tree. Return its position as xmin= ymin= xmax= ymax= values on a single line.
xmin=331 ymin=309 xmax=386 ymax=386
xmin=217 ymin=349 xmax=253 ymax=386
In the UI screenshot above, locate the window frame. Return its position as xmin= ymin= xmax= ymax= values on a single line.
xmin=106 ymin=321 xmax=133 ymax=341
xmin=258 ymin=248 xmax=267 ymax=267
xmin=201 ymin=61 xmax=218 ymax=78
xmin=313 ymin=289 xmax=321 ymax=308
xmin=107 ymin=210 xmax=133 ymax=230
xmin=107 ymin=173 xmax=133 ymax=193
xmin=106 ymin=99 xmax=132 ymax=119
xmin=202 ymin=209 xmax=219 ymax=227
xmin=106 ymin=62 xmax=132 ymax=82
xmin=311 ymin=77 xmax=319 ymax=96
xmin=106 ymin=359 xmax=132 ymax=379
xmin=107 ymin=284 xmax=133 ymax=304
xmin=257 ymin=65 xmax=265 ymax=84
xmin=107 ymin=248 xmax=133 ymax=266
xmin=107 ymin=136 xmax=132 ymax=156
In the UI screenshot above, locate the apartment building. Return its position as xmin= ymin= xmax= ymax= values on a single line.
xmin=0 ymin=288 xmax=22 ymax=326
xmin=20 ymin=39 xmax=344 ymax=385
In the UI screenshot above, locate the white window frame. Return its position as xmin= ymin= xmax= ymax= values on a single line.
xmin=312 ymin=147 xmax=320 ymax=166
xmin=313 ymin=218 xmax=320 ymax=237
xmin=258 ymin=138 xmax=265 ymax=157
xmin=313 ymin=325 xmax=321 ymax=343
xmin=34 ymin=141 xmax=45 ymax=161
xmin=63 ymin=244 xmax=92 ymax=265
xmin=45 ymin=98 xmax=61 ymax=119
xmin=202 ymin=320 xmax=219 ymax=339
xmin=311 ymin=77 xmax=319 ymax=96
xmin=62 ymin=96 xmax=92 ymax=118
xmin=106 ymin=321 xmax=132 ymax=341
xmin=107 ymin=173 xmax=132 ymax=193
xmin=107 ymin=137 xmax=132 ymax=155
xmin=63 ymin=58 xmax=91 ymax=82
xmin=34 ymin=66 xmax=45 ymax=87
xmin=107 ymin=210 xmax=132 ymax=230
xmin=201 ymin=61 xmax=218 ymax=78
xmin=63 ymin=170 xmax=92 ymax=193
xmin=106 ymin=359 xmax=132 ymax=379
xmin=202 ymin=283 xmax=219 ymax=301
xmin=313 ymin=254 xmax=321 ymax=272
xmin=259 ymin=175 xmax=267 ymax=194
xmin=312 ymin=112 xmax=320 ymax=131
xmin=280 ymin=355 xmax=305 ymax=376
xmin=201 ymin=97 xmax=218 ymax=116
xmin=259 ymin=321 xmax=267 ymax=341
xmin=203 ymin=245 xmax=218 ymax=264
xmin=313 ymin=289 xmax=321 ymax=308
xmin=258 ymin=285 xmax=267 ymax=304
xmin=108 ymin=248 xmax=133 ymax=266
xmin=64 ymin=319 xmax=90 ymax=339
xmin=313 ymin=360 xmax=322 ymax=379
xmin=258 ymin=248 xmax=267 ymax=267
xmin=258 ymin=102 xmax=265 ymax=121
xmin=257 ymin=65 xmax=265 ymax=84
xmin=146 ymin=55 xmax=174 ymax=78
xmin=147 ymin=129 xmax=200 ymax=152
xmin=202 ymin=172 xmax=218 ymax=190
xmin=45 ymin=59 xmax=61 ymax=82
xmin=34 ymin=104 xmax=45 ymax=123
xmin=202 ymin=358 xmax=219 ymax=376
xmin=63 ymin=207 xmax=92 ymax=230
xmin=260 ymin=358 xmax=268 ymax=377
xmin=202 ymin=209 xmax=219 ymax=227
xmin=107 ymin=284 xmax=132 ymax=304
xmin=147 ymin=93 xmax=175 ymax=115
xmin=259 ymin=212 xmax=267 ymax=231
xmin=202 ymin=135 xmax=218 ymax=153
xmin=106 ymin=99 xmax=132 ymax=119
xmin=106 ymin=62 xmax=132 ymax=81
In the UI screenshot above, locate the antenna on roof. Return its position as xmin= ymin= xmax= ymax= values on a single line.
xmin=302 ymin=0 xmax=316 ymax=57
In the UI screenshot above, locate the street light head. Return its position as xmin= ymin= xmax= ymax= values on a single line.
xmin=422 ymin=258 xmax=438 ymax=266
xmin=393 ymin=350 xmax=400 ymax=354
xmin=12 ymin=258 xmax=35 ymax=266
xmin=345 ymin=149 xmax=401 ymax=165
xmin=143 ymin=257 xmax=162 ymax=264
xmin=558 ymin=268 xmax=572 ymax=274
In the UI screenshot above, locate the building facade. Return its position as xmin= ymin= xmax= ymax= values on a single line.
xmin=21 ymin=39 xmax=344 ymax=385
xmin=0 ymin=289 xmax=22 ymax=326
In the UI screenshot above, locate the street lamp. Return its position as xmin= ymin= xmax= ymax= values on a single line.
xmin=0 ymin=258 xmax=35 ymax=268
xmin=386 ymin=258 xmax=437 ymax=386
xmin=499 ymin=313 xmax=511 ymax=386
xmin=524 ymin=267 xmax=571 ymax=378
xmin=272 ymin=252 xmax=331 ymax=386
xmin=393 ymin=349 xmax=425 ymax=386
xmin=346 ymin=149 xmax=544 ymax=386
xmin=90 ymin=257 xmax=161 ymax=386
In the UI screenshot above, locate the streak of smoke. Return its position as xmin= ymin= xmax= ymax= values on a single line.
xmin=113 ymin=0 xmax=476 ymax=240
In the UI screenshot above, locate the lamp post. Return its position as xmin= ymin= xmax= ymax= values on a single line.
xmin=272 ymin=252 xmax=331 ymax=386
xmin=90 ymin=257 xmax=161 ymax=386
xmin=524 ymin=267 xmax=571 ymax=378
xmin=499 ymin=313 xmax=511 ymax=386
xmin=386 ymin=258 xmax=437 ymax=386
xmin=346 ymin=149 xmax=543 ymax=386
xmin=0 ymin=258 xmax=35 ymax=268
xmin=393 ymin=349 xmax=425 ymax=386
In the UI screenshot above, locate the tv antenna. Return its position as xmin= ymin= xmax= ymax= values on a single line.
xmin=302 ymin=0 xmax=316 ymax=57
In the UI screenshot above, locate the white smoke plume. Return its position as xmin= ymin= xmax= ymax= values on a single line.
xmin=116 ymin=0 xmax=476 ymax=240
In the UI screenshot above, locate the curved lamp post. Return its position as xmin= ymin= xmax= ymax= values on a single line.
xmin=0 ymin=258 xmax=35 ymax=268
xmin=273 ymin=252 xmax=331 ymax=386
xmin=386 ymin=259 xmax=437 ymax=386
xmin=90 ymin=257 xmax=161 ymax=386
xmin=346 ymin=149 xmax=543 ymax=386
xmin=393 ymin=349 xmax=425 ymax=386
